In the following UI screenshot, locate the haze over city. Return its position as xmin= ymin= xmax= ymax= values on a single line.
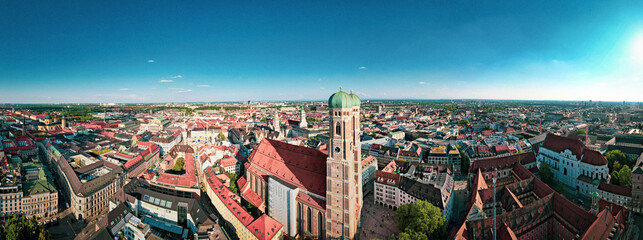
xmin=2 ymin=1 xmax=643 ymax=103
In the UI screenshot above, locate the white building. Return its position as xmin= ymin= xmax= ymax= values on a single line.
xmin=537 ymin=134 xmax=609 ymax=198
xmin=596 ymin=182 xmax=632 ymax=207
xmin=374 ymin=161 xmax=455 ymax=221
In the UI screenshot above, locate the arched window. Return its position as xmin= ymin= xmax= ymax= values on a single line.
xmin=335 ymin=123 xmax=341 ymax=136
xmin=307 ymin=207 xmax=312 ymax=233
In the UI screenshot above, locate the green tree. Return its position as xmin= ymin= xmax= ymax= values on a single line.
xmin=5 ymin=215 xmax=23 ymax=240
xmin=611 ymin=170 xmax=620 ymax=186
xmin=171 ymin=157 xmax=185 ymax=172
xmin=306 ymin=116 xmax=318 ymax=123
xmin=606 ymin=150 xmax=628 ymax=171
xmin=457 ymin=119 xmax=470 ymax=126
xmin=618 ymin=165 xmax=632 ymax=188
xmin=218 ymin=132 xmax=226 ymax=141
xmin=574 ymin=129 xmax=586 ymax=135
xmin=457 ymin=146 xmax=470 ymax=173
xmin=390 ymin=231 xmax=428 ymax=240
xmin=613 ymin=161 xmax=622 ymax=171
xmin=482 ymin=126 xmax=493 ymax=131
xmin=4 ymin=215 xmax=49 ymax=240
xmin=227 ymin=172 xmax=238 ymax=194
xmin=392 ymin=200 xmax=446 ymax=240
xmin=539 ymin=162 xmax=554 ymax=185
xmin=38 ymin=230 xmax=50 ymax=240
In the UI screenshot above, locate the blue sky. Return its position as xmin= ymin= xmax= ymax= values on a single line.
xmin=2 ymin=1 xmax=643 ymax=103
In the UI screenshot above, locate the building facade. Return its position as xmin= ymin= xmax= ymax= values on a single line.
xmin=537 ymin=134 xmax=609 ymax=198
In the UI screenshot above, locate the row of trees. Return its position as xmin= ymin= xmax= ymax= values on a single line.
xmin=0 ymin=215 xmax=50 ymax=240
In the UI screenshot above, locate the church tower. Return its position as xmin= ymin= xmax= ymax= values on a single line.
xmin=299 ymin=108 xmax=308 ymax=129
xmin=325 ymin=88 xmax=362 ymax=239
xmin=273 ymin=110 xmax=281 ymax=133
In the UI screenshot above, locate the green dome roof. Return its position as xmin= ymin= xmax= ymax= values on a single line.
xmin=328 ymin=88 xmax=361 ymax=108
xmin=349 ymin=92 xmax=361 ymax=107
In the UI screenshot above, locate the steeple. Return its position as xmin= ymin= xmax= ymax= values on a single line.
xmin=299 ymin=107 xmax=307 ymax=129
xmin=326 ymin=88 xmax=362 ymax=239
xmin=273 ymin=110 xmax=281 ymax=134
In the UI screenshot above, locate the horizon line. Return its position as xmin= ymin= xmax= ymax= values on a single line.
xmin=1 ymin=98 xmax=641 ymax=105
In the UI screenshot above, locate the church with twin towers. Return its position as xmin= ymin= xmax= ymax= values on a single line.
xmin=242 ymin=88 xmax=363 ymax=239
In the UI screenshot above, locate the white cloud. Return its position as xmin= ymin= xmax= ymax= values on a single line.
xmin=419 ymin=81 xmax=426 ymax=85
xmin=171 ymin=75 xmax=183 ymax=78
xmin=359 ymin=66 xmax=367 ymax=70
xmin=120 ymin=88 xmax=131 ymax=91
xmin=147 ymin=59 xmax=155 ymax=63
xmin=168 ymin=87 xmax=192 ymax=93
xmin=354 ymin=91 xmax=370 ymax=97
xmin=197 ymin=85 xmax=210 ymax=88
xmin=159 ymin=80 xmax=173 ymax=83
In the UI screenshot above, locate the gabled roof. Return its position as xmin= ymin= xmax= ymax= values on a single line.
xmin=375 ymin=170 xmax=400 ymax=187
xmin=581 ymin=209 xmax=615 ymax=240
xmin=598 ymin=182 xmax=632 ymax=197
xmin=543 ymin=134 xmax=585 ymax=159
xmin=247 ymin=214 xmax=283 ymax=240
xmin=469 ymin=152 xmax=536 ymax=173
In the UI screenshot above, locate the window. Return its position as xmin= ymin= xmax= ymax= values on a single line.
xmin=335 ymin=123 xmax=341 ymax=135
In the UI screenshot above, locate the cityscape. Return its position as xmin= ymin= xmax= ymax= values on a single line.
xmin=2 ymin=1 xmax=643 ymax=240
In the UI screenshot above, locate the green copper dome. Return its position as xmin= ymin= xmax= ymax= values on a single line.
xmin=328 ymin=89 xmax=353 ymax=108
xmin=328 ymin=88 xmax=361 ymax=108
xmin=349 ymin=92 xmax=361 ymax=107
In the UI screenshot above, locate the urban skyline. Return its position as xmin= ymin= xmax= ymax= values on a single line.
xmin=2 ymin=1 xmax=643 ymax=103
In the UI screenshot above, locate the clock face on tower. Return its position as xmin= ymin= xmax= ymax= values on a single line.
xmin=334 ymin=146 xmax=342 ymax=154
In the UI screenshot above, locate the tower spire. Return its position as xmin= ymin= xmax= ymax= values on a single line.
xmin=326 ymin=89 xmax=362 ymax=239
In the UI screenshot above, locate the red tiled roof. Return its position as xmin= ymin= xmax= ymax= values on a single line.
xmin=247 ymin=214 xmax=283 ymax=240
xmin=115 ymin=152 xmax=134 ymax=159
xmin=498 ymin=222 xmax=517 ymax=240
xmin=598 ymin=199 xmax=629 ymax=227
xmin=248 ymin=138 xmax=328 ymax=195
xmin=375 ymin=171 xmax=400 ymax=187
xmin=204 ymin=167 xmax=254 ymax=226
xmin=543 ymin=134 xmax=607 ymax=166
xmin=220 ymin=157 xmax=239 ymax=168
xmin=494 ymin=145 xmax=509 ymax=152
xmin=552 ymin=193 xmax=596 ymax=231
xmin=598 ymin=182 xmax=632 ymax=197
xmin=242 ymin=187 xmax=264 ymax=208
xmin=469 ymin=152 xmax=536 ymax=173
xmin=581 ymin=148 xmax=608 ymax=166
xmin=124 ymin=155 xmax=143 ymax=169
xmin=156 ymin=153 xmax=197 ymax=187
xmin=296 ymin=192 xmax=326 ymax=210
xmin=237 ymin=176 xmax=247 ymax=190
xmin=580 ymin=209 xmax=615 ymax=240
xmin=360 ymin=155 xmax=377 ymax=167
